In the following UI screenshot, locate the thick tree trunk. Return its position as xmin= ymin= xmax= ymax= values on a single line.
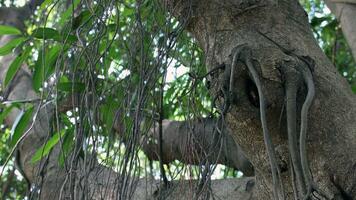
xmin=165 ymin=0 xmax=356 ymax=199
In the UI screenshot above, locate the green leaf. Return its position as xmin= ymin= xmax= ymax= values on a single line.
xmin=58 ymin=129 xmax=74 ymax=166
xmin=57 ymin=82 xmax=85 ymax=92
xmin=0 ymin=25 xmax=22 ymax=35
xmin=31 ymin=129 xmax=66 ymax=163
xmin=352 ymin=85 xmax=356 ymax=94
xmin=4 ymin=47 xmax=32 ymax=88
xmin=40 ymin=0 xmax=54 ymax=9
xmin=165 ymin=84 xmax=176 ymax=100
xmin=32 ymin=45 xmax=61 ymax=92
xmin=122 ymin=7 xmax=134 ymax=17
xmin=58 ymin=0 xmax=81 ymax=26
xmin=101 ymin=96 xmax=120 ymax=132
xmin=10 ymin=105 xmax=34 ymax=147
xmin=32 ymin=28 xmax=61 ymax=41
xmin=72 ymin=10 xmax=91 ymax=30
xmin=0 ymin=37 xmax=25 ymax=56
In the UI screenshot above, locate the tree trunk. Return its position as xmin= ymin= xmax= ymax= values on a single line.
xmin=165 ymin=0 xmax=356 ymax=199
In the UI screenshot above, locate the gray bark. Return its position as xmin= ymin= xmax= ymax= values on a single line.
xmin=114 ymin=117 xmax=254 ymax=176
xmin=164 ymin=0 xmax=356 ymax=199
xmin=324 ymin=0 xmax=356 ymax=62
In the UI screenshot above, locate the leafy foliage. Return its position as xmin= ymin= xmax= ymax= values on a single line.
xmin=31 ymin=129 xmax=67 ymax=163
xmin=0 ymin=37 xmax=25 ymax=56
xmin=9 ymin=105 xmax=33 ymax=147
xmin=0 ymin=25 xmax=22 ymax=35
xmin=303 ymin=0 xmax=356 ymax=91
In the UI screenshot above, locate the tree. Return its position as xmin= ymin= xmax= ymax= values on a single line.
xmin=0 ymin=0 xmax=355 ymax=199
xmin=324 ymin=0 xmax=356 ymax=61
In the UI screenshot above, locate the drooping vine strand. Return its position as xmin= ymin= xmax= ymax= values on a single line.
xmin=290 ymin=157 xmax=300 ymax=200
xmin=244 ymin=54 xmax=285 ymax=200
xmin=299 ymin=66 xmax=330 ymax=200
xmin=285 ymin=70 xmax=307 ymax=197
xmin=299 ymin=65 xmax=315 ymax=191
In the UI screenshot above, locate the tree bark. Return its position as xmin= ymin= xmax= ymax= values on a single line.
xmin=164 ymin=0 xmax=356 ymax=199
xmin=135 ymin=118 xmax=254 ymax=176
xmin=324 ymin=0 xmax=356 ymax=62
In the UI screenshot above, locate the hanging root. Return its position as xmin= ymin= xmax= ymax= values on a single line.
xmin=299 ymin=65 xmax=330 ymax=200
xmin=290 ymin=157 xmax=300 ymax=200
xmin=284 ymin=70 xmax=307 ymax=197
xmin=228 ymin=44 xmax=330 ymax=199
xmin=240 ymin=47 xmax=284 ymax=200
xmin=282 ymin=57 xmax=329 ymax=200
xmin=256 ymin=31 xmax=330 ymax=199
xmin=218 ymin=45 xmax=245 ymax=114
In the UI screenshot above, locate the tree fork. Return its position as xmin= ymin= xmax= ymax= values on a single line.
xmin=239 ymin=46 xmax=284 ymax=200
xmin=164 ymin=0 xmax=356 ymax=198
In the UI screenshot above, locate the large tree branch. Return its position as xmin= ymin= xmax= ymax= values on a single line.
xmin=138 ymin=118 xmax=254 ymax=176
xmin=324 ymin=0 xmax=356 ymax=61
xmin=59 ymin=88 xmax=255 ymax=175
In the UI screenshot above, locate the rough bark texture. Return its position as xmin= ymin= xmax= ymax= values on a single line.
xmin=138 ymin=118 xmax=254 ymax=176
xmin=165 ymin=0 xmax=356 ymax=199
xmin=324 ymin=0 xmax=356 ymax=62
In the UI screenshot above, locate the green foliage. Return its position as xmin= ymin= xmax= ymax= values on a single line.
xmin=4 ymin=46 xmax=32 ymax=88
xmin=0 ymin=25 xmax=22 ymax=35
xmin=57 ymin=81 xmax=85 ymax=92
xmin=31 ymin=129 xmax=66 ymax=163
xmin=32 ymin=44 xmax=61 ymax=92
xmin=32 ymin=27 xmax=61 ymax=41
xmin=10 ymin=105 xmax=34 ymax=147
xmin=303 ymin=0 xmax=356 ymax=90
xmin=58 ymin=0 xmax=81 ymax=26
xmin=58 ymin=127 xmax=74 ymax=166
xmin=0 ymin=37 xmax=25 ymax=56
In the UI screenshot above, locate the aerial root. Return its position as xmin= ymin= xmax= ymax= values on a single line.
xmin=299 ymin=63 xmax=314 ymax=194
xmin=303 ymin=183 xmax=330 ymax=200
xmin=242 ymin=47 xmax=284 ymax=200
xmin=285 ymin=72 xmax=307 ymax=197
xmin=299 ymin=65 xmax=330 ymax=200
xmin=290 ymin=157 xmax=299 ymax=200
xmin=223 ymin=42 xmax=331 ymax=199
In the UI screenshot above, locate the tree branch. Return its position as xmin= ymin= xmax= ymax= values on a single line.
xmin=139 ymin=118 xmax=254 ymax=176
xmin=325 ymin=0 xmax=356 ymax=61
